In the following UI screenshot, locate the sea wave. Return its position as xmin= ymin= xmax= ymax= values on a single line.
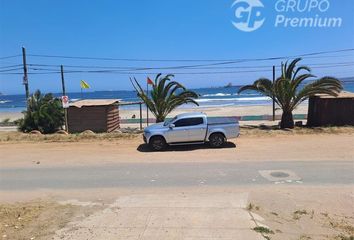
xmin=202 ymin=93 xmax=265 ymax=97
xmin=236 ymin=93 xmax=262 ymax=96
xmin=0 ymin=100 xmax=11 ymax=104
xmin=196 ymin=96 xmax=271 ymax=103
xmin=181 ymin=103 xmax=235 ymax=108
xmin=236 ymin=96 xmax=272 ymax=101
xmin=202 ymin=93 xmax=232 ymax=97
xmin=196 ymin=103 xmax=235 ymax=108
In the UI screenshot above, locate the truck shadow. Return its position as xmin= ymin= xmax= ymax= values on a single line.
xmin=137 ymin=142 xmax=236 ymax=152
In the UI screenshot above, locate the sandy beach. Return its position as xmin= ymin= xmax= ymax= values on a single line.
xmin=0 ymin=104 xmax=308 ymax=122
xmin=120 ymin=104 xmax=308 ymax=119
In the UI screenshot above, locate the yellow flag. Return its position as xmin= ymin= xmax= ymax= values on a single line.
xmin=80 ymin=80 xmax=90 ymax=89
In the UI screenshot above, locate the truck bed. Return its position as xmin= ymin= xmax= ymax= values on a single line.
xmin=207 ymin=117 xmax=239 ymax=125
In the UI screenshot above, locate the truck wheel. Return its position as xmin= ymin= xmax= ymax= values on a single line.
xmin=209 ymin=133 xmax=226 ymax=148
xmin=149 ymin=136 xmax=167 ymax=151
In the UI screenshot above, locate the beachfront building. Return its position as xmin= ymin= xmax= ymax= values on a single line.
xmin=307 ymin=92 xmax=354 ymax=127
xmin=67 ymin=99 xmax=120 ymax=133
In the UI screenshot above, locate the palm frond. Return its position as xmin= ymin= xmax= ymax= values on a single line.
xmin=131 ymin=74 xmax=199 ymax=122
xmin=286 ymin=58 xmax=302 ymax=79
xmin=238 ymin=78 xmax=273 ymax=97
xmin=291 ymin=76 xmax=342 ymax=109
xmin=293 ymin=65 xmax=311 ymax=79
xmin=291 ymin=73 xmax=316 ymax=95
xmin=237 ymin=59 xmax=343 ymax=128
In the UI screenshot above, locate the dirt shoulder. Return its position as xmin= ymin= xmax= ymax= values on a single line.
xmin=0 ymin=131 xmax=353 ymax=168
xmin=0 ymin=186 xmax=352 ymax=240
xmin=0 ymin=200 xmax=100 ymax=240
xmin=248 ymin=186 xmax=354 ymax=240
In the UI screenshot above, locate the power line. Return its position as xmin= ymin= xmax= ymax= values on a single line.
xmin=0 ymin=67 xmax=23 ymax=72
xmin=1 ymin=48 xmax=353 ymax=76
xmin=26 ymin=64 xmax=354 ymax=75
xmin=26 ymin=61 xmax=354 ymax=71
xmin=2 ymin=62 xmax=354 ymax=75
xmin=0 ymin=64 xmax=22 ymax=69
xmin=0 ymin=56 xmax=350 ymax=74
xmin=2 ymin=50 xmax=353 ymax=72
xmin=0 ymin=54 xmax=21 ymax=60
xmin=26 ymin=48 xmax=354 ymax=62
xmin=0 ymin=69 xmax=275 ymax=75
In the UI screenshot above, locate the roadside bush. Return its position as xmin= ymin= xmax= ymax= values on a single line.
xmin=1 ymin=118 xmax=10 ymax=124
xmin=18 ymin=90 xmax=64 ymax=134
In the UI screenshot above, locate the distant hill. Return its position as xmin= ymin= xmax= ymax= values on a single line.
xmin=224 ymin=83 xmax=233 ymax=88
xmin=339 ymin=76 xmax=354 ymax=82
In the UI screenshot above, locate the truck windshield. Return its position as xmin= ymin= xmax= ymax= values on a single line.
xmin=164 ymin=116 xmax=177 ymax=126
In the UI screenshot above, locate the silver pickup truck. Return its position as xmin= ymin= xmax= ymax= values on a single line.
xmin=143 ymin=112 xmax=240 ymax=151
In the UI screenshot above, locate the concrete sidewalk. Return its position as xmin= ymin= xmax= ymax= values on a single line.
xmin=53 ymin=193 xmax=265 ymax=240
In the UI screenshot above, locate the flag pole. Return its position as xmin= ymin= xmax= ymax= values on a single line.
xmin=146 ymin=80 xmax=149 ymax=126
xmin=80 ymin=80 xmax=90 ymax=100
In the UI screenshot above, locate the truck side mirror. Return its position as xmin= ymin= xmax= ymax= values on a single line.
xmin=169 ymin=123 xmax=175 ymax=129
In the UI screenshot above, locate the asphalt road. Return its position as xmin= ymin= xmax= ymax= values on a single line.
xmin=1 ymin=161 xmax=353 ymax=190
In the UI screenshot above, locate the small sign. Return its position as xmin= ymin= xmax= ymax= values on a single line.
xmin=23 ymin=76 xmax=28 ymax=85
xmin=61 ymin=96 xmax=69 ymax=109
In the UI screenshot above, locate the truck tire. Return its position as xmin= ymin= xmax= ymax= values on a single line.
xmin=209 ymin=133 xmax=226 ymax=148
xmin=149 ymin=136 xmax=167 ymax=151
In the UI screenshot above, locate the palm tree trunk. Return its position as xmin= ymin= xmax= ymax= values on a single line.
xmin=156 ymin=116 xmax=165 ymax=123
xmin=280 ymin=111 xmax=294 ymax=129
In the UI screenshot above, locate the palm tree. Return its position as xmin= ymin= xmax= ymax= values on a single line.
xmin=131 ymin=74 xmax=199 ymax=122
xmin=238 ymin=58 xmax=343 ymax=129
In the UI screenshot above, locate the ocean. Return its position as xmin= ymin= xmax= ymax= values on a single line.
xmin=1 ymin=79 xmax=354 ymax=112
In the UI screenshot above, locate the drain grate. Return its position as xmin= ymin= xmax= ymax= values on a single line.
xmin=259 ymin=170 xmax=302 ymax=182
xmin=270 ymin=172 xmax=290 ymax=178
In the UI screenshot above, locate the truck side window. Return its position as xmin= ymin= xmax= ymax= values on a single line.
xmin=174 ymin=118 xmax=204 ymax=127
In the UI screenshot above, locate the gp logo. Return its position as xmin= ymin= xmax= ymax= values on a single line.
xmin=231 ymin=0 xmax=265 ymax=32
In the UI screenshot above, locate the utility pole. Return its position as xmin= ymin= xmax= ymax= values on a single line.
xmin=272 ymin=65 xmax=276 ymax=121
xmin=22 ymin=47 xmax=29 ymax=108
xmin=146 ymin=81 xmax=149 ymax=126
xmin=60 ymin=65 xmax=66 ymax=96
xmin=139 ymin=102 xmax=143 ymax=130
xmin=61 ymin=65 xmax=69 ymax=132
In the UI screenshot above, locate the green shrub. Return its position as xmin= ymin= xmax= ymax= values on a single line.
xmin=18 ymin=90 xmax=64 ymax=134
xmin=253 ymin=226 xmax=274 ymax=234
xmin=1 ymin=118 xmax=10 ymax=124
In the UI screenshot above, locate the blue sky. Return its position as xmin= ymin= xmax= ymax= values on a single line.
xmin=0 ymin=0 xmax=353 ymax=94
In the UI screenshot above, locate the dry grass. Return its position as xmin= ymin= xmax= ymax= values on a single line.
xmin=0 ymin=131 xmax=141 ymax=143
xmin=240 ymin=125 xmax=354 ymax=137
xmin=0 ymin=201 xmax=81 ymax=240
xmin=293 ymin=210 xmax=309 ymax=220
xmin=0 ymin=125 xmax=353 ymax=143
xmin=253 ymin=226 xmax=274 ymax=234
xmin=325 ymin=216 xmax=354 ymax=237
xmin=254 ymin=204 xmax=354 ymax=240
xmin=247 ymin=202 xmax=260 ymax=211
xmin=334 ymin=235 xmax=354 ymax=240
